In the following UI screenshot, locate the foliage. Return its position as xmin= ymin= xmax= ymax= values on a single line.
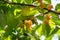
xmin=0 ymin=0 xmax=60 ymax=40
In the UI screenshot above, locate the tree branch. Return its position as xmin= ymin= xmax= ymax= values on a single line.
xmin=3 ymin=1 xmax=36 ymax=7
xmin=3 ymin=1 xmax=60 ymax=15
xmin=44 ymin=8 xmax=60 ymax=15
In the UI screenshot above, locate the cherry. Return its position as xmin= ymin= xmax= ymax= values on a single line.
xmin=47 ymin=4 xmax=53 ymax=10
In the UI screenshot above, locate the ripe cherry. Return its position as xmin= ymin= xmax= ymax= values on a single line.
xmin=47 ymin=4 xmax=53 ymax=10
xmin=24 ymin=20 xmax=32 ymax=30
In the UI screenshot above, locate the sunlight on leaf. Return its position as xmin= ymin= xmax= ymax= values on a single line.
xmin=25 ymin=0 xmax=33 ymax=4
xmin=37 ymin=25 xmax=42 ymax=36
xmin=49 ymin=20 xmax=55 ymax=29
xmin=56 ymin=29 xmax=60 ymax=35
xmin=5 ymin=35 xmax=11 ymax=40
xmin=14 ymin=9 xmax=22 ymax=16
xmin=0 ymin=30 xmax=5 ymax=36
xmin=13 ymin=0 xmax=17 ymax=3
xmin=0 ymin=30 xmax=5 ymax=33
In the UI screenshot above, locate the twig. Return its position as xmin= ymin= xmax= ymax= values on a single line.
xmin=44 ymin=8 xmax=60 ymax=14
xmin=3 ymin=1 xmax=36 ymax=7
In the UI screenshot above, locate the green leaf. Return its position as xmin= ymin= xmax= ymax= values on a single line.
xmin=32 ymin=24 xmax=41 ymax=32
xmin=37 ymin=25 xmax=42 ymax=36
xmin=0 ymin=6 xmax=7 ymax=28
xmin=5 ymin=35 xmax=11 ymax=40
xmin=45 ymin=35 xmax=53 ymax=40
xmin=55 ymin=3 xmax=60 ymax=12
xmin=44 ymin=0 xmax=51 ymax=4
xmin=13 ymin=0 xmax=24 ymax=3
xmin=56 ymin=29 xmax=60 ymax=35
xmin=50 ymin=12 xmax=60 ymax=25
xmin=36 ymin=15 xmax=44 ymax=21
xmin=0 ymin=1 xmax=3 ymax=6
xmin=14 ymin=9 xmax=21 ymax=16
xmin=25 ymin=0 xmax=33 ymax=4
xmin=58 ymin=35 xmax=60 ymax=40
xmin=17 ymin=0 xmax=24 ymax=3
xmin=49 ymin=27 xmax=59 ymax=36
xmin=52 ymin=17 xmax=60 ymax=25
xmin=42 ymin=24 xmax=51 ymax=37
xmin=50 ymin=12 xmax=58 ymax=18
xmin=20 ymin=6 xmax=39 ymax=16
